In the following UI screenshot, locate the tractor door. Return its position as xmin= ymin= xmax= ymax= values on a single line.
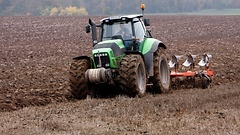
xmin=133 ymin=18 xmax=147 ymax=52
xmin=133 ymin=18 xmax=145 ymax=42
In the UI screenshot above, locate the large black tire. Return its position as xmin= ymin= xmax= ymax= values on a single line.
xmin=69 ymin=59 xmax=90 ymax=99
xmin=151 ymin=47 xmax=170 ymax=93
xmin=119 ymin=54 xmax=147 ymax=97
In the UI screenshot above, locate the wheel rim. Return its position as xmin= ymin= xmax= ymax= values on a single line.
xmin=160 ymin=58 xmax=169 ymax=89
xmin=137 ymin=63 xmax=145 ymax=93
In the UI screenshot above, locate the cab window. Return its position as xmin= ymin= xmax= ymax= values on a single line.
xmin=133 ymin=18 xmax=145 ymax=42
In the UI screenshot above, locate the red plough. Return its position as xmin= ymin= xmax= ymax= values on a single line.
xmin=169 ymin=54 xmax=214 ymax=89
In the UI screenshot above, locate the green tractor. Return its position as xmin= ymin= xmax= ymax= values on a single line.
xmin=69 ymin=7 xmax=170 ymax=99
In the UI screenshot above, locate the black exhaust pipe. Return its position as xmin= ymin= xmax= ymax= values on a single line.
xmin=89 ymin=19 xmax=98 ymax=46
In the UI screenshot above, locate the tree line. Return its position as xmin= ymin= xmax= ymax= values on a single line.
xmin=0 ymin=0 xmax=240 ymax=16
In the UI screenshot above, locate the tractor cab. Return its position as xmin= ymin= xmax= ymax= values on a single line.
xmin=101 ymin=15 xmax=150 ymax=50
xmin=86 ymin=15 xmax=151 ymax=51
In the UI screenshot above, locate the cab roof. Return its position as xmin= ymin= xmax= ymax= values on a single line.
xmin=101 ymin=14 xmax=143 ymax=23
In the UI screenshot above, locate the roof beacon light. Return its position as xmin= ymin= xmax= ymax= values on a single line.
xmin=141 ymin=4 xmax=145 ymax=15
xmin=141 ymin=4 xmax=145 ymax=10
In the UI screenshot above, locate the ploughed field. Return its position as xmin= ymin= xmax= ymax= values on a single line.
xmin=0 ymin=16 xmax=239 ymax=134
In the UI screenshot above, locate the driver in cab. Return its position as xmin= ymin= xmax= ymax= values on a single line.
xmin=117 ymin=24 xmax=131 ymax=39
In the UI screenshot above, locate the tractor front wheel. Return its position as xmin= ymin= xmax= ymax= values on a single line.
xmin=119 ymin=54 xmax=147 ymax=97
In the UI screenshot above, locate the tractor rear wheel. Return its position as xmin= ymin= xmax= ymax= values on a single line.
xmin=119 ymin=54 xmax=147 ymax=97
xmin=152 ymin=47 xmax=170 ymax=93
xmin=69 ymin=59 xmax=90 ymax=99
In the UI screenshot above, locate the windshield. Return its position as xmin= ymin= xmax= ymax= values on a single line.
xmin=102 ymin=21 xmax=132 ymax=41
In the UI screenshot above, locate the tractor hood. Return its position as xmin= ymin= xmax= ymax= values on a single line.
xmin=92 ymin=39 xmax=126 ymax=69
xmin=93 ymin=39 xmax=126 ymax=57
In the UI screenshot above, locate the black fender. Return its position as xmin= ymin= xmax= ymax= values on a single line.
xmin=144 ymin=40 xmax=167 ymax=77
xmin=72 ymin=56 xmax=94 ymax=68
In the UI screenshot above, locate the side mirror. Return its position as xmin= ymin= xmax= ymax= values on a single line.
xmin=86 ymin=25 xmax=90 ymax=33
xmin=146 ymin=29 xmax=152 ymax=38
xmin=144 ymin=18 xmax=150 ymax=26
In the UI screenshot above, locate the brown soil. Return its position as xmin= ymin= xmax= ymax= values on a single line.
xmin=0 ymin=15 xmax=239 ymax=134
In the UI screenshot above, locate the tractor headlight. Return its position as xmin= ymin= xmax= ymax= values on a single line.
xmin=94 ymin=53 xmax=108 ymax=57
xmin=93 ymin=53 xmax=110 ymax=68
